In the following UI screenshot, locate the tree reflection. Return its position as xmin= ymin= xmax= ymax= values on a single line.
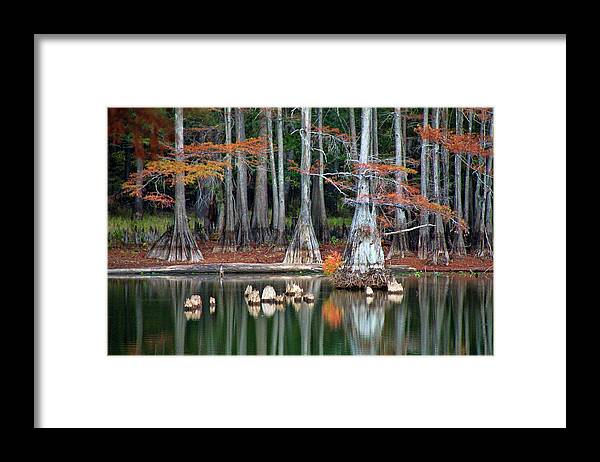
xmin=168 ymin=277 xmax=201 ymax=355
xmin=135 ymin=280 xmax=143 ymax=355
xmin=326 ymin=290 xmax=386 ymax=355
xmin=432 ymin=276 xmax=449 ymax=355
xmin=418 ymin=278 xmax=431 ymax=355
xmin=452 ymin=278 xmax=466 ymax=355
xmin=392 ymin=291 xmax=408 ymax=355
xmin=109 ymin=274 xmax=493 ymax=356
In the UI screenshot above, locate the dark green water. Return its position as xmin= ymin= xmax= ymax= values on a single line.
xmin=108 ymin=273 xmax=493 ymax=355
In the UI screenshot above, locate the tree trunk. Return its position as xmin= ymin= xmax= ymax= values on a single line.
xmin=219 ymin=107 xmax=237 ymax=251
xmin=430 ymin=108 xmax=449 ymax=265
xmin=133 ymin=157 xmax=143 ymax=220
xmin=147 ymin=108 xmax=203 ymax=262
xmin=334 ymin=107 xmax=387 ymax=289
xmin=194 ymin=181 xmax=212 ymax=240
xmin=283 ymin=108 xmax=322 ymax=264
xmin=348 ymin=108 xmax=358 ymax=161
xmin=266 ymin=108 xmax=279 ymax=236
xmin=476 ymin=113 xmax=493 ymax=257
xmin=463 ymin=109 xmax=474 ymax=246
xmin=417 ymin=107 xmax=431 ymax=259
xmin=311 ymin=107 xmax=329 ymax=242
xmin=275 ymin=107 xmax=286 ymax=246
xmin=476 ymin=154 xmax=493 ymax=257
xmin=251 ymin=109 xmax=271 ymax=244
xmin=387 ymin=108 xmax=409 ymax=258
xmin=473 ymin=115 xmax=485 ymax=248
xmin=484 ymin=116 xmax=494 ymax=255
xmin=452 ymin=108 xmax=467 ymax=256
xmin=214 ymin=181 xmax=225 ymax=239
xmin=441 ymin=108 xmax=450 ymax=208
xmin=370 ymin=108 xmax=380 ymax=216
xmin=235 ymin=108 xmax=252 ymax=249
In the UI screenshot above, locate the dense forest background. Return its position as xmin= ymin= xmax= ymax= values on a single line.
xmin=108 ymin=107 xmax=493 ymax=270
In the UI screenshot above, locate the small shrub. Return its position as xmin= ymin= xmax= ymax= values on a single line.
xmin=323 ymin=251 xmax=343 ymax=276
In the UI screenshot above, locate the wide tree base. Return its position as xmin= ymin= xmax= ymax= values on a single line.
xmin=272 ymin=230 xmax=287 ymax=252
xmin=283 ymin=221 xmax=322 ymax=264
xmin=386 ymin=234 xmax=408 ymax=260
xmin=146 ymin=227 xmax=203 ymax=262
xmin=331 ymin=267 xmax=391 ymax=290
xmin=429 ymin=251 xmax=450 ymax=266
xmin=215 ymin=231 xmax=237 ymax=253
xmin=252 ymin=226 xmax=271 ymax=246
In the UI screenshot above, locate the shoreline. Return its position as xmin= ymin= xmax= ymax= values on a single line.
xmin=107 ymin=262 xmax=418 ymax=276
xmin=108 ymin=243 xmax=493 ymax=275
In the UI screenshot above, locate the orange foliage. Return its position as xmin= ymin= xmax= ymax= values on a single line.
xmin=415 ymin=124 xmax=445 ymax=143
xmin=311 ymin=124 xmax=351 ymax=143
xmin=323 ymin=251 xmax=343 ymax=276
xmin=372 ymin=188 xmax=466 ymax=231
xmin=443 ymin=133 xmax=493 ymax=157
xmin=141 ymin=192 xmax=175 ymax=208
xmin=122 ymin=158 xmax=227 ymax=206
xmin=184 ymin=137 xmax=266 ymax=158
xmin=415 ymin=107 xmax=493 ymax=158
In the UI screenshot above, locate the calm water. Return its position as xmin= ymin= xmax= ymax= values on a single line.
xmin=108 ymin=273 xmax=493 ymax=355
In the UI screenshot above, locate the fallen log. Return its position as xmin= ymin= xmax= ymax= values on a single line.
xmin=107 ymin=262 xmax=418 ymax=276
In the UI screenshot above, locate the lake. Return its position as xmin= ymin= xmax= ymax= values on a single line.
xmin=108 ymin=273 xmax=493 ymax=355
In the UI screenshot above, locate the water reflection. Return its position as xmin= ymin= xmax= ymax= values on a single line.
xmin=108 ymin=274 xmax=493 ymax=355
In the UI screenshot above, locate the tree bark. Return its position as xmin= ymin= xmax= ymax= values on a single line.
xmin=476 ymin=153 xmax=493 ymax=257
xmin=476 ymin=112 xmax=493 ymax=257
xmin=484 ymin=115 xmax=494 ymax=255
xmin=311 ymin=107 xmax=329 ymax=242
xmin=452 ymin=108 xmax=467 ymax=256
xmin=417 ymin=107 xmax=431 ymax=260
xmin=275 ymin=108 xmax=286 ymax=246
xmin=348 ymin=108 xmax=358 ymax=161
xmin=147 ymin=108 xmax=203 ymax=262
xmin=473 ymin=114 xmax=485 ymax=248
xmin=430 ymin=108 xmax=449 ymax=265
xmin=266 ymin=108 xmax=279 ymax=236
xmin=194 ymin=181 xmax=212 ymax=240
xmin=235 ymin=108 xmax=252 ymax=249
xmin=219 ymin=107 xmax=237 ymax=251
xmin=463 ymin=109 xmax=474 ymax=245
xmin=214 ymin=180 xmax=225 ymax=239
xmin=387 ymin=108 xmax=409 ymax=258
xmin=441 ymin=108 xmax=450 ymax=208
xmin=251 ymin=109 xmax=271 ymax=244
xmin=370 ymin=108 xmax=380 ymax=216
xmin=283 ymin=108 xmax=322 ymax=264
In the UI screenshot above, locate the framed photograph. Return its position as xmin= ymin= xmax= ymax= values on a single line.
xmin=35 ymin=34 xmax=566 ymax=428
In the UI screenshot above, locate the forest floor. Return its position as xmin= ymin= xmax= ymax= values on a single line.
xmin=108 ymin=242 xmax=493 ymax=272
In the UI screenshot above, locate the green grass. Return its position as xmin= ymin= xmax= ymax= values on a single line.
xmin=284 ymin=216 xmax=352 ymax=227
xmin=327 ymin=216 xmax=352 ymax=227
xmin=108 ymin=212 xmax=189 ymax=245
xmin=108 ymin=214 xmax=173 ymax=234
xmin=109 ymin=212 xmax=351 ymax=245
